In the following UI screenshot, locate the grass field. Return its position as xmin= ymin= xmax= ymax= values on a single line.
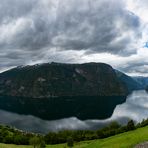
xmin=1 ymin=126 xmax=148 ymax=148
xmin=0 ymin=144 xmax=32 ymax=148
xmin=47 ymin=125 xmax=148 ymax=148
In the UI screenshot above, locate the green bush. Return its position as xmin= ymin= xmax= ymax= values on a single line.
xmin=126 ymin=120 xmax=135 ymax=131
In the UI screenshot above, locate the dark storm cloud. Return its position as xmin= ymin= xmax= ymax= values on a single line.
xmin=0 ymin=0 xmax=142 ymax=70
xmin=51 ymin=0 xmax=141 ymax=55
xmin=0 ymin=0 xmax=37 ymax=22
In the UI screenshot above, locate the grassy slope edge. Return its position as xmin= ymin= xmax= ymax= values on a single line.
xmin=48 ymin=126 xmax=148 ymax=148
xmin=1 ymin=126 xmax=148 ymax=148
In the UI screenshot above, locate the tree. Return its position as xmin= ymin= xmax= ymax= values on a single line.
xmin=126 ymin=120 xmax=135 ymax=131
xmin=109 ymin=121 xmax=121 ymax=129
xmin=29 ymin=137 xmax=46 ymax=148
xmin=40 ymin=139 xmax=46 ymax=148
xmin=96 ymin=130 xmax=105 ymax=139
xmin=67 ymin=137 xmax=74 ymax=148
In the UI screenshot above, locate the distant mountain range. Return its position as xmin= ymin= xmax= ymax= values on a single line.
xmin=0 ymin=62 xmax=145 ymax=98
xmin=132 ymin=76 xmax=148 ymax=88
xmin=115 ymin=70 xmax=144 ymax=92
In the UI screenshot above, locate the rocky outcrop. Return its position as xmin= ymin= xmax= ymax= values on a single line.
xmin=0 ymin=62 xmax=128 ymax=98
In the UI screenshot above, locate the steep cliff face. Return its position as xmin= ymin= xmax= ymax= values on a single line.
xmin=0 ymin=62 xmax=128 ymax=98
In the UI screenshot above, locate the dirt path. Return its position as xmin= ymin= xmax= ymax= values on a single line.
xmin=135 ymin=142 xmax=148 ymax=148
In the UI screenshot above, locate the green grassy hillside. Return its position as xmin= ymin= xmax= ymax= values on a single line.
xmin=48 ymin=125 xmax=148 ymax=148
xmin=74 ymin=125 xmax=148 ymax=148
xmin=1 ymin=126 xmax=148 ymax=148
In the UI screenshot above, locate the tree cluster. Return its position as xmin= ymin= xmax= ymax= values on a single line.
xmin=0 ymin=118 xmax=148 ymax=146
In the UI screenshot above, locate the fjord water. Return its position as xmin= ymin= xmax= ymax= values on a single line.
xmin=0 ymin=90 xmax=147 ymax=133
xmin=0 ymin=95 xmax=126 ymax=120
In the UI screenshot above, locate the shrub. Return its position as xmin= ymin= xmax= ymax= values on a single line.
xmin=67 ymin=137 xmax=74 ymax=147
xmin=126 ymin=120 xmax=135 ymax=131
xmin=29 ymin=137 xmax=41 ymax=148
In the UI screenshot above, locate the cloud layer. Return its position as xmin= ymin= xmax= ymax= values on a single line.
xmin=0 ymin=0 xmax=147 ymax=76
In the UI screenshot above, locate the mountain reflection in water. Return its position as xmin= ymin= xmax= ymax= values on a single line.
xmin=0 ymin=90 xmax=147 ymax=133
xmin=0 ymin=95 xmax=126 ymax=120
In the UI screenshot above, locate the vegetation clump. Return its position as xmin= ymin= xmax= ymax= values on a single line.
xmin=0 ymin=118 xmax=148 ymax=146
xmin=67 ymin=137 xmax=74 ymax=147
xmin=29 ymin=137 xmax=45 ymax=148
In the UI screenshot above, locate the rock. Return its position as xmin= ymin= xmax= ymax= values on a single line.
xmin=135 ymin=141 xmax=148 ymax=148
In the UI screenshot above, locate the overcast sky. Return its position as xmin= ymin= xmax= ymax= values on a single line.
xmin=0 ymin=0 xmax=148 ymax=76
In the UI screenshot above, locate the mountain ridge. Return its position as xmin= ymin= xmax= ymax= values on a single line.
xmin=0 ymin=62 xmax=128 ymax=98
